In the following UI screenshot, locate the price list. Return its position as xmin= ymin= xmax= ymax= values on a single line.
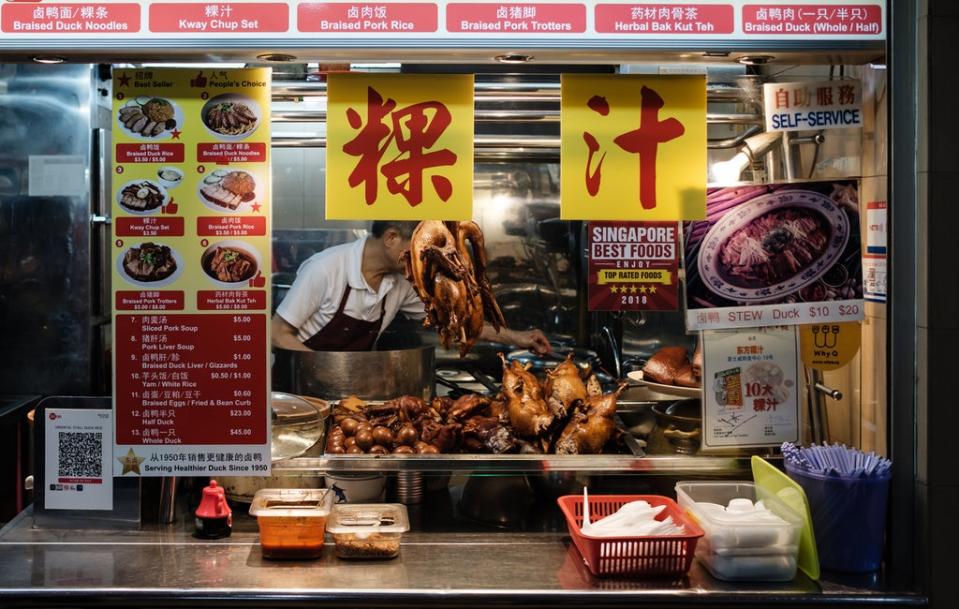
xmin=115 ymin=314 xmax=267 ymax=446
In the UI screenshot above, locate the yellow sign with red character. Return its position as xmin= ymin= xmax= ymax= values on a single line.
xmin=560 ymin=74 xmax=706 ymax=221
xmin=326 ymin=74 xmax=474 ymax=221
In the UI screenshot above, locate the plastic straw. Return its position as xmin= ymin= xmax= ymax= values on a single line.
xmin=781 ymin=441 xmax=892 ymax=479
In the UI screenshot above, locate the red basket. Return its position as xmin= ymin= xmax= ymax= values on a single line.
xmin=557 ymin=494 xmax=704 ymax=577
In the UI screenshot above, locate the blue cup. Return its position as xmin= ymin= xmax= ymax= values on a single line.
xmin=785 ymin=462 xmax=891 ymax=573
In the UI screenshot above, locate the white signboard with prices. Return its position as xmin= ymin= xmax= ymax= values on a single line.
xmin=44 ymin=409 xmax=114 ymax=511
xmin=702 ymin=327 xmax=800 ymax=449
xmin=763 ymin=79 xmax=863 ymax=132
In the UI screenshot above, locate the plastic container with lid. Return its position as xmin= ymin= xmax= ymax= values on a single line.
xmin=675 ymin=481 xmax=802 ymax=581
xmin=249 ymin=488 xmax=333 ymax=559
xmin=326 ymin=503 xmax=410 ymax=559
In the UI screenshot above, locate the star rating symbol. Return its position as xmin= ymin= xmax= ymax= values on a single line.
xmin=170 ymin=128 xmax=182 ymax=140
xmin=609 ymin=285 xmax=619 ymax=294
xmin=117 ymin=448 xmax=145 ymax=475
xmin=117 ymin=73 xmax=131 ymax=88
xmin=250 ymin=201 xmax=262 ymax=213
xmin=629 ymin=285 xmax=638 ymax=294
xmin=648 ymin=285 xmax=658 ymax=294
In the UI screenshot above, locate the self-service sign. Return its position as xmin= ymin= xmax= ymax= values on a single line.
xmin=763 ymin=79 xmax=862 ymax=132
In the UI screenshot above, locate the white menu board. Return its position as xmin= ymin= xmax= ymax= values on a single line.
xmin=701 ymin=326 xmax=800 ymax=449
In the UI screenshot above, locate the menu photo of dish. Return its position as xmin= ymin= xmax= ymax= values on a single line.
xmin=684 ymin=180 xmax=865 ymax=331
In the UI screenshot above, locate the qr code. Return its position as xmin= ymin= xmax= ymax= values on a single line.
xmin=58 ymin=432 xmax=102 ymax=478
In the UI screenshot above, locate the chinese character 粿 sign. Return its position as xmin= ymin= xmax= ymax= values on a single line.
xmin=560 ymin=74 xmax=706 ymax=221
xmin=326 ymin=73 xmax=474 ymax=220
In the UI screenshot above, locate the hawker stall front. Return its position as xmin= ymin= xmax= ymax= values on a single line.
xmin=0 ymin=0 xmax=942 ymax=606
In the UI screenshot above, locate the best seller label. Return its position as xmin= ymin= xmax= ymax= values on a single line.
xmin=587 ymin=221 xmax=679 ymax=311
xmin=763 ymin=79 xmax=862 ymax=132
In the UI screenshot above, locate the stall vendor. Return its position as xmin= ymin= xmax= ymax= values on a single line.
xmin=271 ymin=221 xmax=551 ymax=353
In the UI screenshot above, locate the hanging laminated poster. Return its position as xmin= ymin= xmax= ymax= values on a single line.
xmin=701 ymin=326 xmax=800 ymax=449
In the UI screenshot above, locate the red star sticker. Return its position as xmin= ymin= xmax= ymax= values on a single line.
xmin=116 ymin=73 xmax=131 ymax=87
xmin=170 ymin=128 xmax=182 ymax=140
xmin=250 ymin=202 xmax=262 ymax=213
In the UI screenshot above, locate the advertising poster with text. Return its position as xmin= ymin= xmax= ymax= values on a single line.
xmin=702 ymin=326 xmax=800 ymax=449
xmin=685 ymin=180 xmax=865 ymax=331
xmin=111 ymin=67 xmax=272 ymax=477
xmin=587 ymin=221 xmax=679 ymax=311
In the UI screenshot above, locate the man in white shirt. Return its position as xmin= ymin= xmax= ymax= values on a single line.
xmin=272 ymin=221 xmax=550 ymax=353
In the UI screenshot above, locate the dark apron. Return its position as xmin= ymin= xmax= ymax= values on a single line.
xmin=303 ymin=285 xmax=385 ymax=351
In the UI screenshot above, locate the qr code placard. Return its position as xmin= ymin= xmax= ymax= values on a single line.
xmin=58 ymin=431 xmax=103 ymax=478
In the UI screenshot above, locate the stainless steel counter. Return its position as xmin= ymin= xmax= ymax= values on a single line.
xmin=0 ymin=509 xmax=925 ymax=608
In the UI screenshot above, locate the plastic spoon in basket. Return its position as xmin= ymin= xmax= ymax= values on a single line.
xmin=582 ymin=487 xmax=592 ymax=533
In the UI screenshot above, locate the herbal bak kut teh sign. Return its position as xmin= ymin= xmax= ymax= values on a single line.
xmin=588 ymin=222 xmax=680 ymax=311
xmin=561 ymin=74 xmax=706 ymax=221
xmin=326 ymin=73 xmax=474 ymax=221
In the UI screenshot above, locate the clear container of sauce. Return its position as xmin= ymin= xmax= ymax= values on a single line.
xmin=326 ymin=504 xmax=410 ymax=559
xmin=249 ymin=488 xmax=333 ymax=559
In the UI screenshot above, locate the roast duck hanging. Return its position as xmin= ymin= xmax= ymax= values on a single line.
xmin=325 ymin=354 xmax=628 ymax=455
xmin=402 ymin=221 xmax=507 ymax=357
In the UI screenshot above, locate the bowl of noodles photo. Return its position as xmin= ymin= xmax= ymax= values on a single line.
xmin=200 ymin=94 xmax=261 ymax=141
xmin=697 ymin=190 xmax=850 ymax=303
xmin=200 ymin=240 xmax=261 ymax=287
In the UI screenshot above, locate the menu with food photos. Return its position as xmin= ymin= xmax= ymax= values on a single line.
xmin=111 ymin=68 xmax=271 ymax=477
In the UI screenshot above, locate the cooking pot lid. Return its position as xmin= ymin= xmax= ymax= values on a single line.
xmin=271 ymin=392 xmax=325 ymax=462
xmin=271 ymin=392 xmax=320 ymax=426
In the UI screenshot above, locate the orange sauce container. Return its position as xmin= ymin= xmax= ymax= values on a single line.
xmin=249 ymin=488 xmax=333 ymax=559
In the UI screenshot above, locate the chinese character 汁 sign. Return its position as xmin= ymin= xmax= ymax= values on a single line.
xmin=561 ymin=74 xmax=706 ymax=221
xmin=326 ymin=73 xmax=474 ymax=220
xmin=587 ymin=222 xmax=679 ymax=311
xmin=702 ymin=326 xmax=799 ymax=449
xmin=111 ymin=68 xmax=272 ymax=477
xmin=763 ymin=79 xmax=862 ymax=132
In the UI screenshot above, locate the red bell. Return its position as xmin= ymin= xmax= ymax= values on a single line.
xmin=195 ymin=479 xmax=232 ymax=538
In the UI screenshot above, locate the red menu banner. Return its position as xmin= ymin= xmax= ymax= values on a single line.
xmin=114 ymin=314 xmax=268 ymax=446
xmin=1 ymin=3 xmax=140 ymax=34
xmin=197 ymin=215 xmax=267 ymax=237
xmin=742 ymin=4 xmax=882 ymax=34
xmin=447 ymin=3 xmax=586 ymax=33
xmin=116 ymin=143 xmax=185 ymax=164
xmin=115 ymin=216 xmax=186 ymax=238
xmin=115 ymin=290 xmax=186 ymax=311
xmin=298 ymin=2 xmax=438 ymax=32
xmin=197 ymin=142 xmax=267 ymax=164
xmin=587 ymin=222 xmax=680 ymax=311
xmin=595 ymin=3 xmax=734 ymax=34
xmin=149 ymin=2 xmax=289 ymax=32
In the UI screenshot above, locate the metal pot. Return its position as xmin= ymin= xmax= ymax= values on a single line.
xmin=273 ymin=346 xmax=435 ymax=400
xmin=648 ymin=400 xmax=702 ymax=455
xmin=220 ymin=392 xmax=327 ymax=502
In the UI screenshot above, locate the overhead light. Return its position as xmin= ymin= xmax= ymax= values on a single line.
xmin=703 ymin=51 xmax=729 ymax=58
xmin=494 ymin=54 xmax=533 ymax=64
xmin=736 ymin=55 xmax=775 ymax=65
xmin=257 ymin=53 xmax=298 ymax=62
xmin=31 ymin=56 xmax=66 ymax=64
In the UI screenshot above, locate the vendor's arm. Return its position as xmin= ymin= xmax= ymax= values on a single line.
xmin=271 ymin=315 xmax=312 ymax=351
xmin=479 ymin=323 xmax=551 ymax=355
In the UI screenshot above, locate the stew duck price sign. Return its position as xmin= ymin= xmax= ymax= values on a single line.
xmin=560 ymin=74 xmax=707 ymax=221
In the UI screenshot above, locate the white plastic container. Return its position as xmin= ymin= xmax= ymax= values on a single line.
xmin=675 ymin=481 xmax=802 ymax=581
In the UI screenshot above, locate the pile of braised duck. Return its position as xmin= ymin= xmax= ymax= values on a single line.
xmin=325 ymin=354 xmax=627 ymax=456
xmin=402 ymin=220 xmax=506 ymax=357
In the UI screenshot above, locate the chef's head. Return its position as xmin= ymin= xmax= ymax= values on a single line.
xmin=371 ymin=220 xmax=419 ymax=271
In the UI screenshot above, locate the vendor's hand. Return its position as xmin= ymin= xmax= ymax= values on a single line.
xmin=514 ymin=329 xmax=551 ymax=355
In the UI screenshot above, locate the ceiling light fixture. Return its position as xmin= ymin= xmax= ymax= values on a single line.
xmin=31 ymin=56 xmax=67 ymax=64
xmin=494 ymin=53 xmax=533 ymax=64
xmin=256 ymin=53 xmax=298 ymax=62
xmin=736 ymin=55 xmax=775 ymax=65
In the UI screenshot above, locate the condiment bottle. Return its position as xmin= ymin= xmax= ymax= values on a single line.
xmin=195 ymin=479 xmax=233 ymax=539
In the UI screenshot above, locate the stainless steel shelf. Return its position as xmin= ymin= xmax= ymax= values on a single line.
xmin=272 ymin=453 xmax=752 ymax=474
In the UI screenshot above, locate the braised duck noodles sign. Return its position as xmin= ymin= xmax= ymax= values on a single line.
xmin=326 ymin=74 xmax=474 ymax=220
xmin=560 ymin=74 xmax=706 ymax=221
